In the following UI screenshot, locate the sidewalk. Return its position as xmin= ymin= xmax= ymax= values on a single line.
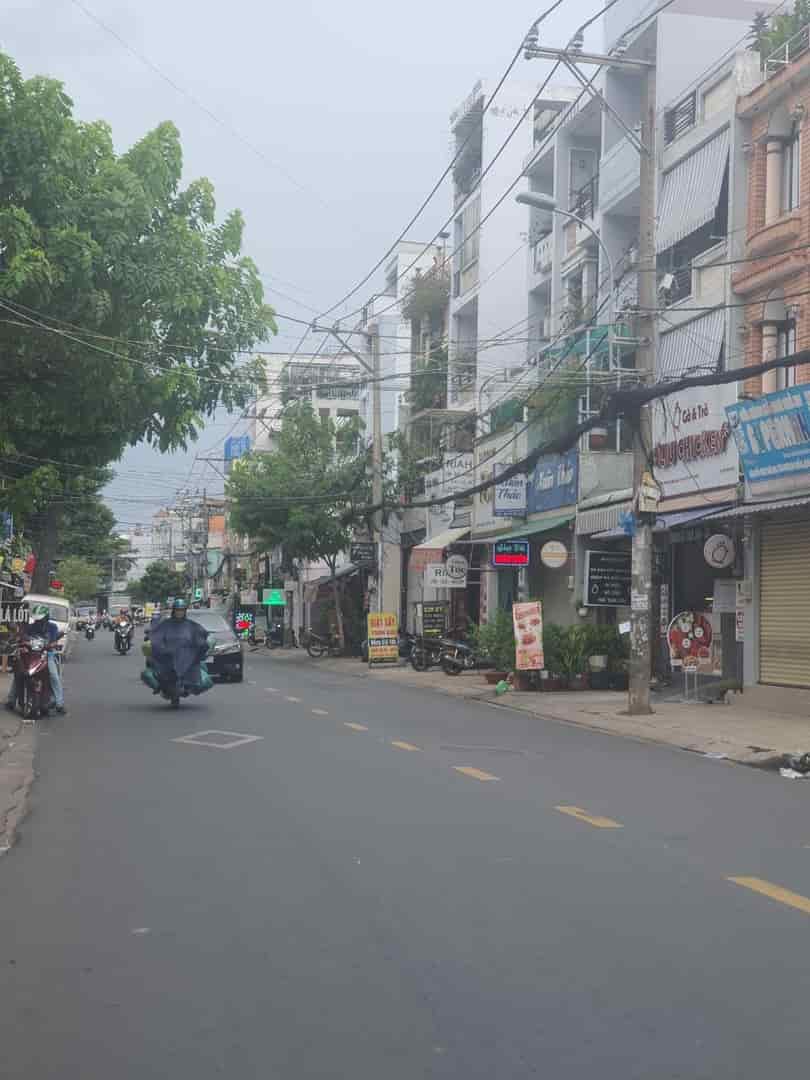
xmin=263 ymin=650 xmax=809 ymax=768
xmin=0 ymin=673 xmax=36 ymax=853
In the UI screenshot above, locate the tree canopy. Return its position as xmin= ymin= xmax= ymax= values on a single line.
xmin=0 ymin=49 xmax=276 ymax=586
xmin=129 ymin=560 xmax=188 ymax=604
xmin=56 ymin=556 xmax=101 ymax=603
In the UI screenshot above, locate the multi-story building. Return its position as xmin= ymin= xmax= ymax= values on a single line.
xmin=725 ymin=25 xmax=810 ymax=702
xmin=250 ymin=353 xmax=363 ymax=454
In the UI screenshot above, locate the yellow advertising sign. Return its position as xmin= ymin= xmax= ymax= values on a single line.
xmin=512 ymin=601 xmax=544 ymax=671
xmin=367 ymin=611 xmax=399 ymax=664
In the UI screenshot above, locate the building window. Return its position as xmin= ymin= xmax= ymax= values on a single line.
xmin=777 ymin=320 xmax=797 ymax=389
xmin=461 ymin=197 xmax=481 ymax=270
xmin=664 ymin=91 xmax=697 ymax=146
xmin=782 ymin=123 xmax=800 ymax=212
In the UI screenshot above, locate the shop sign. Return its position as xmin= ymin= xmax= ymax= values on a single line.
xmin=350 ymin=542 xmax=376 ymax=567
xmin=584 ymin=550 xmax=632 ymax=607
xmin=419 ymin=602 xmax=447 ymax=637
xmin=704 ymin=534 xmax=735 ymax=570
xmin=512 ymin=601 xmax=544 ymax=670
xmin=540 ymin=540 xmax=568 ymax=569
xmin=726 ymin=385 xmax=810 ymax=499
xmin=493 ymin=464 xmax=527 ymax=517
xmin=527 ymin=449 xmax=578 ymax=514
xmin=262 ymin=588 xmax=286 ymax=606
xmin=652 ymin=384 xmax=738 ymax=500
xmin=424 ymin=453 xmax=474 ymax=498
xmin=492 ymin=539 xmax=530 ymax=567
xmin=233 ymin=609 xmax=255 ymax=639
xmin=425 ymin=558 xmax=467 ymax=589
xmin=367 ymin=611 xmax=399 ymax=664
xmin=667 ymin=611 xmax=722 ymax=675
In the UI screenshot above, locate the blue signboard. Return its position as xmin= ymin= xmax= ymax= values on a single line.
xmin=224 ymin=434 xmax=251 ymax=463
xmin=726 ymin=387 xmax=810 ymax=499
xmin=527 ymin=449 xmax=578 ymax=515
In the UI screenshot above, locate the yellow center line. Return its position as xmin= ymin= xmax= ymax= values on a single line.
xmin=344 ymin=722 xmax=368 ymax=732
xmin=555 ymin=805 xmax=623 ymax=829
xmin=391 ymin=740 xmax=422 ymax=752
xmin=727 ymin=876 xmax=810 ymax=916
xmin=285 ymin=696 xmax=301 ymax=703
xmin=453 ymin=766 xmax=500 ymax=782
xmin=312 ymin=708 xmax=329 ymax=716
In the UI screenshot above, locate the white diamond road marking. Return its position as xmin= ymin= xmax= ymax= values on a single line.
xmin=173 ymin=730 xmax=265 ymax=750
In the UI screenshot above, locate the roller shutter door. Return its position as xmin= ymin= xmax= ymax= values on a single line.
xmin=760 ymin=519 xmax=810 ymax=687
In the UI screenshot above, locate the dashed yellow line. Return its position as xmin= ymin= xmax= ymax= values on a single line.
xmin=391 ymin=740 xmax=422 ymax=752
xmin=453 ymin=766 xmax=500 ymax=782
xmin=344 ymin=722 xmax=368 ymax=732
xmin=555 ymin=805 xmax=623 ymax=829
xmin=727 ymin=876 xmax=810 ymax=916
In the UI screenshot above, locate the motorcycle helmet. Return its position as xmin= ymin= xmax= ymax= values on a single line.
xmin=171 ymin=597 xmax=188 ymax=619
xmin=29 ymin=603 xmax=49 ymax=623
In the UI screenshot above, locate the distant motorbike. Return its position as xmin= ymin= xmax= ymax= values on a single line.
xmin=305 ymin=629 xmax=343 ymax=659
xmin=85 ymin=623 xmax=95 ymax=641
xmin=410 ymin=635 xmax=443 ymax=671
xmin=439 ymin=636 xmax=493 ymax=676
xmin=114 ymin=620 xmax=134 ymax=655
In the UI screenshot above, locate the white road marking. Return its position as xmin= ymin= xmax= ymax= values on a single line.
xmin=173 ymin=730 xmax=265 ymax=750
xmin=285 ymin=695 xmax=302 ymax=703
xmin=265 ymin=687 xmax=279 ymax=693
xmin=312 ymin=708 xmax=329 ymax=716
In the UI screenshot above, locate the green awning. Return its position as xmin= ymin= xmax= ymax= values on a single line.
xmin=474 ymin=512 xmax=574 ymax=544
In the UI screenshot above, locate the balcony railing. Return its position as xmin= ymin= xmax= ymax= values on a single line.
xmin=569 ymin=174 xmax=598 ymax=219
xmin=765 ymin=23 xmax=810 ymax=79
xmin=532 ymin=232 xmax=554 ymax=274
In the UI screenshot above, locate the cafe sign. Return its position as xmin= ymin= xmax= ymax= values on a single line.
xmin=652 ymin=384 xmax=738 ymax=500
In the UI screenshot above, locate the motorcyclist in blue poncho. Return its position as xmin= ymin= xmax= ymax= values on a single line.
xmin=142 ymin=597 xmax=212 ymax=704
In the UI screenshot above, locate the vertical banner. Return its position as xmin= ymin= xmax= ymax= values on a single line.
xmin=512 ymin=601 xmax=544 ymax=671
xmin=367 ymin=612 xmax=399 ymax=664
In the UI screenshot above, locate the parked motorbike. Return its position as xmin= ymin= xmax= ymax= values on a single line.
xmin=85 ymin=623 xmax=95 ymax=641
xmin=305 ymin=628 xmax=343 ymax=659
xmin=439 ymin=636 xmax=493 ymax=676
xmin=114 ymin=620 xmax=134 ymax=655
xmin=410 ymin=635 xmax=444 ymax=672
xmin=12 ymin=636 xmax=53 ymax=720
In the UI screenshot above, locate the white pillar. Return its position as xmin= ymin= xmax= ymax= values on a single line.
xmin=761 ymin=323 xmax=779 ymax=395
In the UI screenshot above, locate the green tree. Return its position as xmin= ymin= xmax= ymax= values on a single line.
xmin=748 ymin=3 xmax=810 ymax=64
xmin=0 ymin=50 xmax=275 ymax=589
xmin=129 ymin=561 xmax=188 ymax=605
xmin=227 ymin=402 xmax=370 ymax=649
xmin=56 ymin=555 xmax=101 ymax=603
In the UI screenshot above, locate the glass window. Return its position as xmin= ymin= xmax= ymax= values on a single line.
xmin=777 ymin=320 xmax=796 ymax=389
xmin=782 ymin=125 xmax=800 ymax=212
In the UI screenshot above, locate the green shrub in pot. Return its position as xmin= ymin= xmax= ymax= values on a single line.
xmin=559 ymin=625 xmax=589 ymax=680
xmin=541 ymin=622 xmax=565 ymax=676
xmin=472 ymin=609 xmax=516 ymax=673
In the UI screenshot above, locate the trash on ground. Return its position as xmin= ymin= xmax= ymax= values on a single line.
xmin=783 ymin=752 xmax=810 ymax=775
xmin=704 ymin=751 xmax=728 ymax=760
xmin=779 ymin=768 xmax=810 ymax=780
xmin=494 ymin=680 xmax=510 ymax=696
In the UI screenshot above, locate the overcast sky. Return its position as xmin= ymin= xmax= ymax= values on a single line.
xmin=4 ymin=0 xmax=596 ymax=528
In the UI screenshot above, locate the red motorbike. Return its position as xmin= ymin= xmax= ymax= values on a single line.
xmin=12 ymin=635 xmax=54 ymax=721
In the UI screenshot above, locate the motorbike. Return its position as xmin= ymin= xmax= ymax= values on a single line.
xmin=439 ymin=635 xmax=493 ymax=676
xmin=114 ymin=620 xmax=134 ymax=655
xmin=410 ymin=635 xmax=444 ymax=672
xmin=141 ymin=632 xmax=213 ymax=708
xmin=305 ymin=628 xmax=343 ymax=659
xmin=85 ymin=623 xmax=95 ymax=641
xmin=12 ymin=636 xmax=54 ymax=720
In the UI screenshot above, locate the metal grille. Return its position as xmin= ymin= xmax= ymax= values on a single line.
xmin=664 ymin=91 xmax=697 ymax=146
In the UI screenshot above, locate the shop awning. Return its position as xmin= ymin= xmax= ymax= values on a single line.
xmin=302 ymin=563 xmax=358 ymax=602
xmin=656 ymin=129 xmax=729 ymax=252
xmin=591 ymin=506 xmax=723 ymax=540
xmin=473 ymin=511 xmax=574 ymax=544
xmin=705 ymin=495 xmax=810 ymax=519
xmin=410 ymin=527 xmax=470 ymax=570
xmin=657 ymin=309 xmax=724 ymax=379
xmin=576 ymin=499 xmax=633 ymax=536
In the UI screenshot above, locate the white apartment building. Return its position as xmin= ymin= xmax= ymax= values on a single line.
xmin=250 ymin=353 xmax=363 ymax=454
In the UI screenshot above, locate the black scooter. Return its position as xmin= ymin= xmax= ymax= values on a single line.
xmin=114 ymin=621 xmax=133 ymax=655
xmin=85 ymin=623 xmax=95 ymax=641
xmin=410 ymin=635 xmax=443 ymax=671
xmin=439 ymin=636 xmax=493 ymax=676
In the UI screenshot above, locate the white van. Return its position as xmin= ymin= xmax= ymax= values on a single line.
xmin=21 ymin=594 xmax=73 ymax=660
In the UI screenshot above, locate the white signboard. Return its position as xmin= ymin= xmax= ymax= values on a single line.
xmin=494 ymin=463 xmax=527 ymax=518
xmin=651 ymin=383 xmax=738 ymax=501
xmin=425 ymin=562 xmax=467 ymax=589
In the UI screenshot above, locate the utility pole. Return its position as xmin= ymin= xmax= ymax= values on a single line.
xmin=323 ymin=325 xmax=384 ymax=612
xmin=628 ymin=60 xmax=657 ymax=716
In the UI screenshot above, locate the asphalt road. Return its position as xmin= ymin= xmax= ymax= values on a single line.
xmin=2 ymin=633 xmax=810 ymax=1079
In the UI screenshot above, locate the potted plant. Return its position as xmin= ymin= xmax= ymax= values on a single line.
xmin=540 ymin=623 xmax=565 ymax=690
xmin=559 ymin=625 xmax=590 ymax=690
xmin=473 ymin=610 xmax=516 ymax=683
xmin=585 ymin=625 xmax=617 ymax=691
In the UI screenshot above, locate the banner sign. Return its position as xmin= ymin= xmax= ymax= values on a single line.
xmin=512 ymin=601 xmax=544 ymax=670
xmin=419 ymin=602 xmax=447 ymax=637
xmin=584 ymin=550 xmax=632 ymax=607
xmin=350 ymin=542 xmax=376 ymax=567
xmin=367 ymin=612 xmax=399 ymax=664
xmin=492 ymin=539 xmax=529 ymax=567
xmin=425 ymin=559 xmax=467 ymax=589
xmin=652 ymin=384 xmax=738 ymax=499
xmin=527 ymin=449 xmax=578 ymax=514
xmin=494 ymin=463 xmax=527 ymax=517
xmin=726 ymin=385 xmax=810 ymax=499
xmin=233 ymin=609 xmax=255 ymax=639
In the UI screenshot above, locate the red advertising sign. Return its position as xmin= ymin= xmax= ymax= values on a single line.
xmin=512 ymin=601 xmax=544 ymax=671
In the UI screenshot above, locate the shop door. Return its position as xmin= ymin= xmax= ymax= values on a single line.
xmin=760 ymin=519 xmax=810 ymax=686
